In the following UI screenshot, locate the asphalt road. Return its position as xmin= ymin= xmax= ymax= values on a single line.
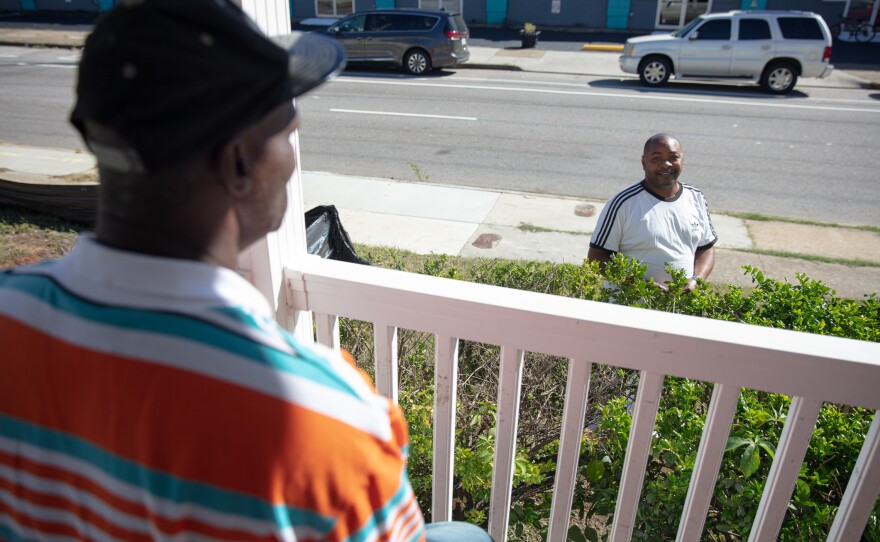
xmin=297 ymin=69 xmax=880 ymax=227
xmin=1 ymin=45 xmax=879 ymax=227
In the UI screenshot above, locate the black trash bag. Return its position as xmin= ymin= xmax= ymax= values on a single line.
xmin=305 ymin=205 xmax=370 ymax=265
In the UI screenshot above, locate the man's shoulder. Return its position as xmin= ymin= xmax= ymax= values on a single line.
xmin=606 ymin=180 xmax=647 ymax=206
xmin=680 ymin=182 xmax=708 ymax=199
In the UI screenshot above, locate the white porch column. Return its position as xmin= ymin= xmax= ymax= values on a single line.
xmin=236 ymin=1 xmax=314 ymax=341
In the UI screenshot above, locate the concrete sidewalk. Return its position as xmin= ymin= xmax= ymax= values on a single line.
xmin=1 ymin=143 xmax=878 ymax=300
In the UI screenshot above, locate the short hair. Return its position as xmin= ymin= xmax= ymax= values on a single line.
xmin=643 ymin=133 xmax=681 ymax=155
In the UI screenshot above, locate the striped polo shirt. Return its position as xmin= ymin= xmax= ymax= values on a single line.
xmin=0 ymin=235 xmax=425 ymax=542
xmin=590 ymin=180 xmax=717 ymax=283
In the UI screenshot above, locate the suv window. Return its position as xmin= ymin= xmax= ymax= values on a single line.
xmin=778 ymin=17 xmax=824 ymax=39
xmin=739 ymin=18 xmax=772 ymax=40
xmin=694 ymin=19 xmax=731 ymax=40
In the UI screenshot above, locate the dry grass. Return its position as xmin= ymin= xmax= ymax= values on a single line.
xmin=0 ymin=206 xmax=81 ymax=268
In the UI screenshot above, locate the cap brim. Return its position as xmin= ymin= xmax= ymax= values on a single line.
xmin=272 ymin=31 xmax=346 ymax=97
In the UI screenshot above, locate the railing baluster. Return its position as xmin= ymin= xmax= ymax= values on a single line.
xmin=748 ymin=397 xmax=822 ymax=542
xmin=489 ymin=347 xmax=525 ymax=542
xmin=432 ymin=335 xmax=460 ymax=523
xmin=676 ymin=383 xmax=741 ymax=542
xmin=610 ymin=371 xmax=664 ymax=542
xmin=314 ymin=312 xmax=340 ymax=350
xmin=827 ymin=411 xmax=880 ymax=542
xmin=373 ymin=323 xmax=399 ymax=404
xmin=546 ymin=358 xmax=592 ymax=542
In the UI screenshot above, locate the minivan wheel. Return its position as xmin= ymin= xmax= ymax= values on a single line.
xmin=761 ymin=61 xmax=798 ymax=94
xmin=638 ymin=56 xmax=671 ymax=87
xmin=404 ymin=49 xmax=431 ymax=75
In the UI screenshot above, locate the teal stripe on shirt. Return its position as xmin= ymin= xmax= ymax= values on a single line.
xmin=0 ymin=523 xmax=29 ymax=542
xmin=0 ymin=415 xmax=339 ymax=535
xmin=344 ymin=468 xmax=423 ymax=542
xmin=0 ymin=272 xmax=361 ymax=399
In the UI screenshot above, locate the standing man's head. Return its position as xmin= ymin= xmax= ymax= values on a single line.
xmin=70 ymin=0 xmax=345 ymax=268
xmin=641 ymin=133 xmax=684 ymax=199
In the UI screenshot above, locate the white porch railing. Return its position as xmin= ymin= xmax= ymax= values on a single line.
xmin=284 ymin=255 xmax=880 ymax=542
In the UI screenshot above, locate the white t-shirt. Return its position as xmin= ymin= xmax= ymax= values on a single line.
xmin=590 ymin=180 xmax=717 ymax=283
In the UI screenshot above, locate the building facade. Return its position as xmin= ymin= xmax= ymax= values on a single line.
xmin=1 ymin=0 xmax=877 ymax=32
xmin=295 ymin=0 xmax=877 ymax=31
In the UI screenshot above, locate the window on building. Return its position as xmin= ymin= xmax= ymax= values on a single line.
xmin=317 ymin=0 xmax=353 ymax=17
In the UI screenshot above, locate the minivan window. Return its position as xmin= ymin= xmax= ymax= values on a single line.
xmin=337 ymin=15 xmax=365 ymax=32
xmin=778 ymin=17 xmax=824 ymax=39
xmin=694 ymin=19 xmax=731 ymax=40
xmin=402 ymin=15 xmax=439 ymax=30
xmin=739 ymin=19 xmax=772 ymax=40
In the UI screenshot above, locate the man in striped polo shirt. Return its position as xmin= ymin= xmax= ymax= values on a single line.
xmin=0 ymin=1 xmax=491 ymax=541
xmin=588 ymin=133 xmax=717 ymax=293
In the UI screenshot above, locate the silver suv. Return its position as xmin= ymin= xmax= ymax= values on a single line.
xmin=619 ymin=10 xmax=833 ymax=94
xmin=322 ymin=9 xmax=470 ymax=75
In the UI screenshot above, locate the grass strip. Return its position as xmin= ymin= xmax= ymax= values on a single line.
xmin=731 ymin=247 xmax=880 ymax=268
xmin=724 ymin=211 xmax=880 ymax=233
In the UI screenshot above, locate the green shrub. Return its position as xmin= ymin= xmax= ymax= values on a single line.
xmin=342 ymin=248 xmax=879 ymax=541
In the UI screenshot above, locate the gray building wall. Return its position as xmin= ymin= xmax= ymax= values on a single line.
xmin=35 ymin=0 xmax=98 ymax=10
xmin=506 ymin=0 xmax=605 ymax=28
xmin=711 ymin=0 xmax=740 ymax=12
xmin=462 ymin=1 xmax=486 ymax=25
xmin=628 ymin=0 xmax=658 ymax=29
xmin=768 ymin=0 xmax=846 ymax=25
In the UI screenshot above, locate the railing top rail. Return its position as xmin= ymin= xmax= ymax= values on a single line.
xmin=287 ymin=256 xmax=880 ymax=410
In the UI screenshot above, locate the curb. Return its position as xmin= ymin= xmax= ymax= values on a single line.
xmin=0 ymin=39 xmax=82 ymax=49
xmin=459 ymin=62 xmax=523 ymax=71
xmin=582 ymin=43 xmax=624 ymax=52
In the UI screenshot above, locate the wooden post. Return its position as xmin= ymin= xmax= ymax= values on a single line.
xmin=236 ymin=1 xmax=314 ymax=341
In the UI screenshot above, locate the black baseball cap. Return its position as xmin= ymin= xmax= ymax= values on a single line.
xmin=70 ymin=0 xmax=345 ymax=174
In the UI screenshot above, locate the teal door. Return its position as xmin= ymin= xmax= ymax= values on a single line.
xmin=486 ymin=0 xmax=507 ymax=25
xmin=607 ymin=0 xmax=631 ymax=29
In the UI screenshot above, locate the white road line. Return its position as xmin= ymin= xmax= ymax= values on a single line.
xmin=14 ymin=62 xmax=77 ymax=69
xmin=329 ymin=108 xmax=477 ymax=120
xmin=333 ymin=77 xmax=880 ymax=114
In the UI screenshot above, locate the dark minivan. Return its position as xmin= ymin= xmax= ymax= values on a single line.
xmin=322 ymin=9 xmax=470 ymax=75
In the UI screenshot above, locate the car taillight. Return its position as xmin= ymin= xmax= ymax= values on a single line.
xmin=822 ymin=46 xmax=832 ymax=62
xmin=446 ymin=30 xmax=467 ymax=40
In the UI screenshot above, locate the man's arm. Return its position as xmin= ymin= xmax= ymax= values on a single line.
xmin=685 ymin=245 xmax=716 ymax=293
xmin=587 ymin=246 xmax=613 ymax=273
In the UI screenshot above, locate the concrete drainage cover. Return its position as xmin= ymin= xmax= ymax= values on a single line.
xmin=575 ymin=204 xmax=596 ymax=217
xmin=472 ymin=233 xmax=502 ymax=249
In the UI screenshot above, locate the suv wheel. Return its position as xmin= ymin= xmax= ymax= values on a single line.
xmin=761 ymin=61 xmax=798 ymax=94
xmin=638 ymin=56 xmax=671 ymax=87
xmin=405 ymin=49 xmax=431 ymax=75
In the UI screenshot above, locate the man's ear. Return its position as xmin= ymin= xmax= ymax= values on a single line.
xmin=216 ymin=137 xmax=252 ymax=198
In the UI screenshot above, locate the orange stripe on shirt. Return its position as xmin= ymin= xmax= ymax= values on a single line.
xmin=1 ymin=317 xmax=413 ymax=523
xmin=0 ymin=450 xmax=277 ymax=541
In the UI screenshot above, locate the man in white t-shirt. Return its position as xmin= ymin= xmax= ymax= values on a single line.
xmin=588 ymin=133 xmax=717 ymax=293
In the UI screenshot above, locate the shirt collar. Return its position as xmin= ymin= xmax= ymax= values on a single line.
xmin=59 ymin=234 xmax=273 ymax=317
